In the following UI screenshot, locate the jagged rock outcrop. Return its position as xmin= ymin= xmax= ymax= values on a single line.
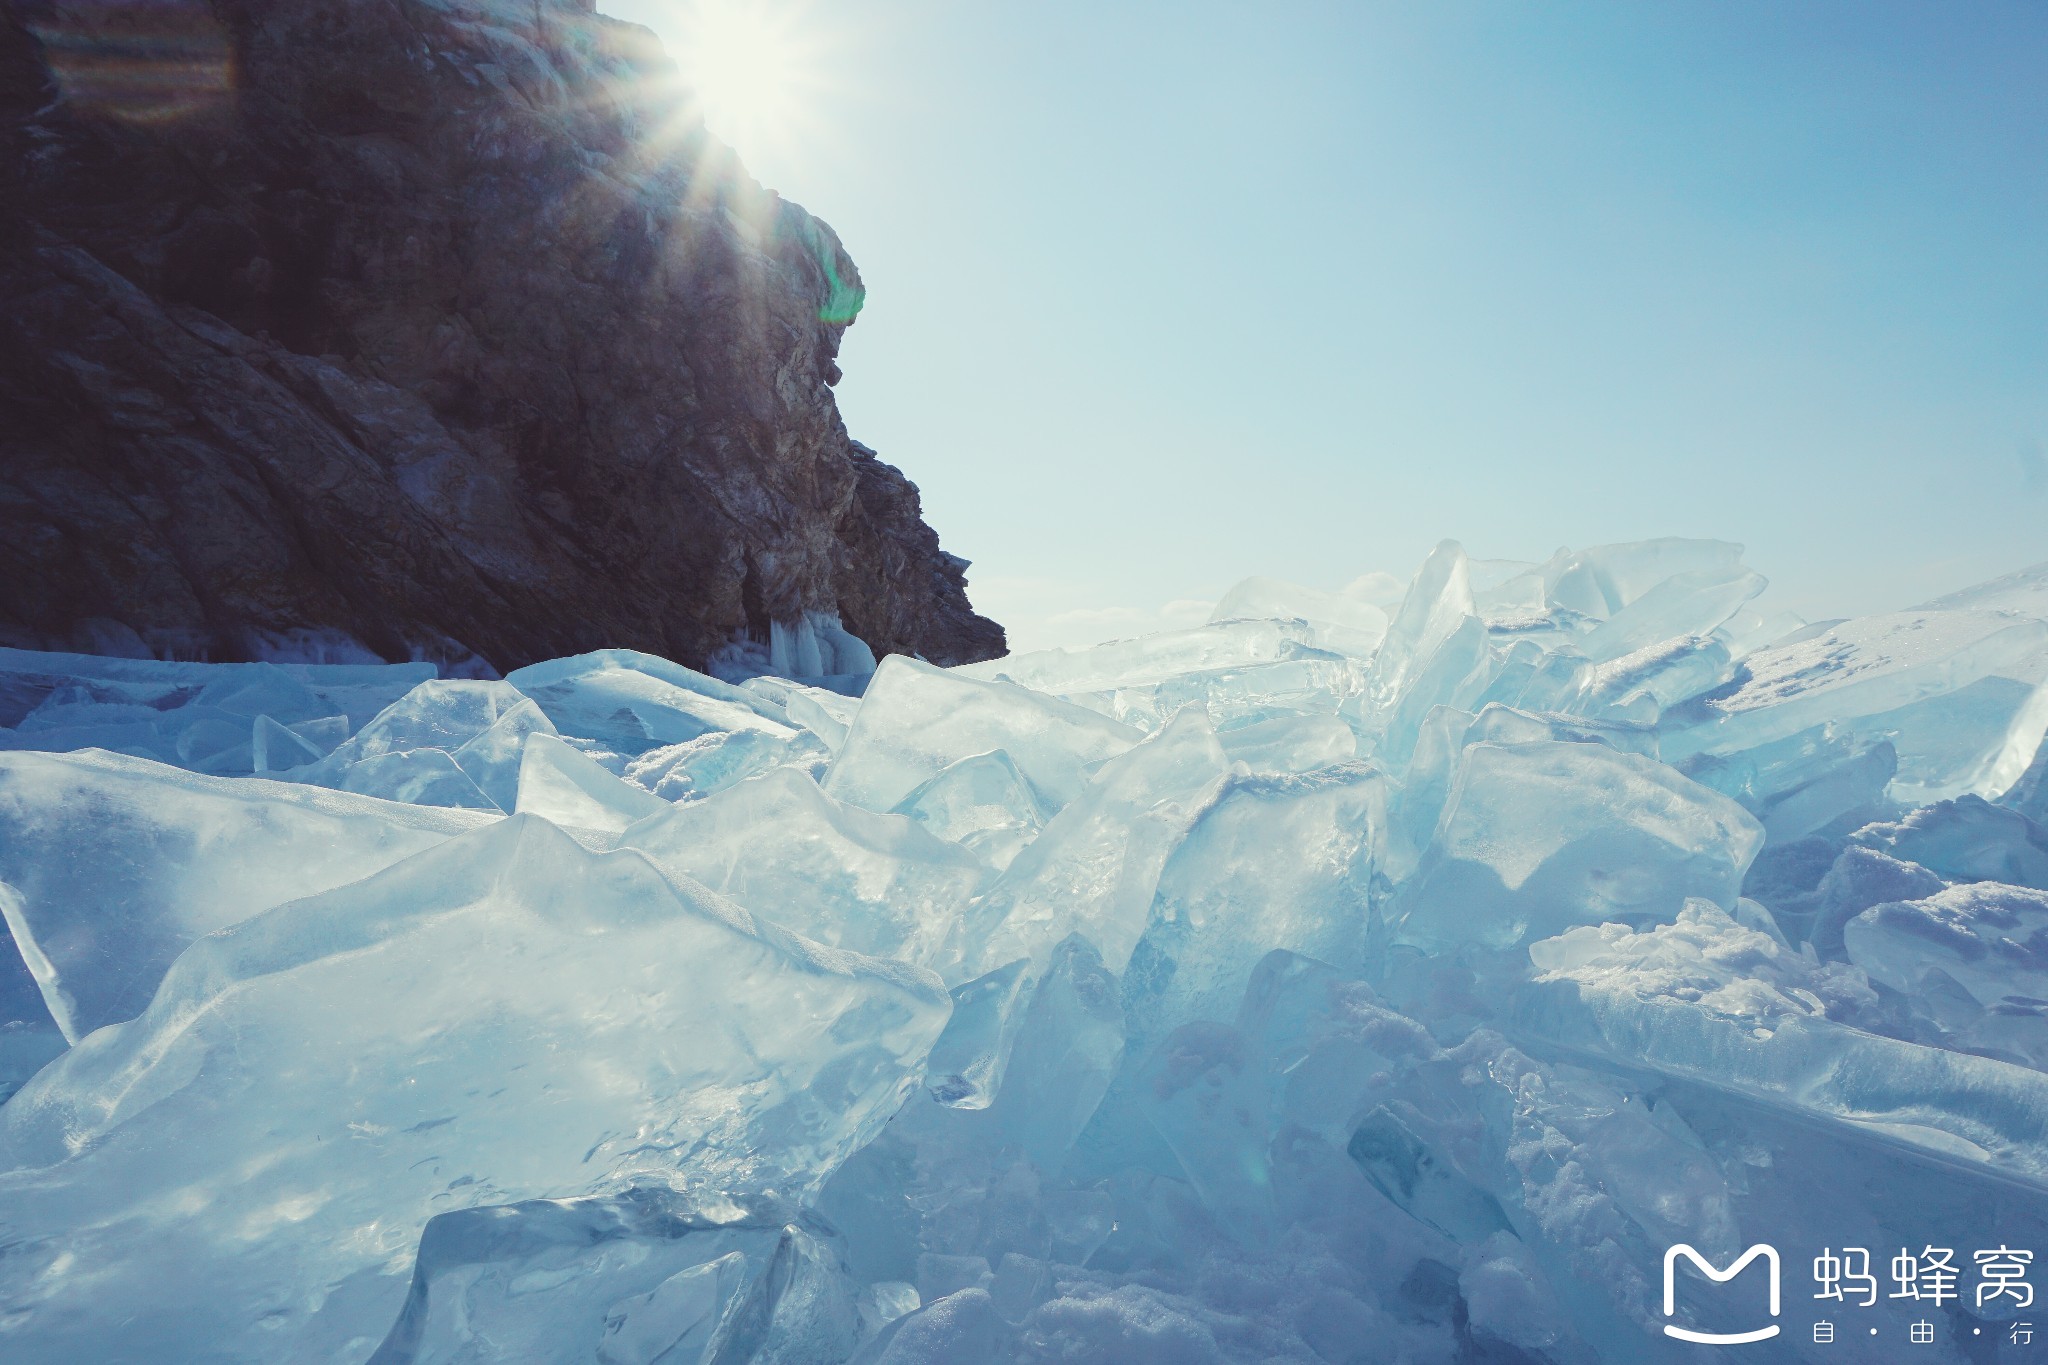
xmin=0 ymin=0 xmax=1004 ymax=672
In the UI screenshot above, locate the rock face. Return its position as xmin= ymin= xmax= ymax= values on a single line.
xmin=0 ymin=0 xmax=1004 ymax=673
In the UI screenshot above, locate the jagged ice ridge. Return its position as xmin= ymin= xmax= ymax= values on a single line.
xmin=3 ymin=540 xmax=2048 ymax=1362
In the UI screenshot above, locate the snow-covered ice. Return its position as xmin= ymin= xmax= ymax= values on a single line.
xmin=6 ymin=540 xmax=2048 ymax=1362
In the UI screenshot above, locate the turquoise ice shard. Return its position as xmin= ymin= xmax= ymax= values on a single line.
xmin=366 ymin=1194 xmax=866 ymax=1365
xmin=1123 ymin=760 xmax=1387 ymax=1045
xmin=1664 ymin=609 xmax=2048 ymax=802
xmin=965 ymin=707 xmax=1230 ymax=979
xmin=1573 ymin=633 xmax=1737 ymax=718
xmin=449 ymin=696 xmax=559 ymax=810
xmin=1679 ymin=721 xmax=1899 ymax=844
xmin=1368 ymin=541 xmax=1476 ymax=704
xmin=1845 ymin=882 xmax=2048 ymax=1008
xmin=1213 ymin=710 xmax=1357 ymax=775
xmin=1391 ymin=740 xmax=1762 ymax=952
xmin=977 ymin=935 xmax=1125 ymax=1160
xmin=279 ymin=679 xmax=538 ymax=809
xmin=515 ymin=731 xmax=669 ymax=832
xmin=621 ymin=766 xmax=990 ymax=977
xmin=1574 ymin=566 xmax=1766 ymax=665
xmin=1539 ymin=538 xmax=1748 ymax=621
xmin=890 ymin=748 xmax=1047 ymax=872
xmin=1207 ymin=575 xmax=1390 ymax=656
xmin=954 ymin=618 xmax=1331 ymax=698
xmin=0 ymin=816 xmax=948 ymax=1363
xmin=824 ymin=656 xmax=1140 ymax=815
xmin=367 ymin=1192 xmax=778 ymax=1365
xmin=1356 ymin=541 xmax=1478 ymax=751
xmin=505 ymin=649 xmax=795 ymax=752
xmin=250 ymin=712 xmax=328 ymax=772
xmin=922 ymin=956 xmax=1036 ymax=1107
xmin=305 ymin=678 xmax=531 ymax=773
xmin=0 ymin=748 xmax=493 ymax=1042
xmin=744 ymin=676 xmax=860 ymax=752
xmin=1521 ymin=901 xmax=2048 ymax=1187
xmin=1847 ymin=795 xmax=2048 ymax=890
xmin=921 ymin=931 xmax=1124 ymax=1125
xmin=330 ymin=747 xmax=501 ymax=809
xmin=623 ymin=726 xmax=831 ymax=803
xmin=0 ymin=648 xmax=433 ymax=775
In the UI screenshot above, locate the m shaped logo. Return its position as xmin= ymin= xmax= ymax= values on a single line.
xmin=1663 ymin=1244 xmax=1781 ymax=1345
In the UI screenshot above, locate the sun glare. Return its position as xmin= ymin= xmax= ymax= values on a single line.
xmin=674 ymin=1 xmax=821 ymax=158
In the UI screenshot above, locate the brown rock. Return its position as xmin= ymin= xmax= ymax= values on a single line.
xmin=0 ymin=0 xmax=1004 ymax=672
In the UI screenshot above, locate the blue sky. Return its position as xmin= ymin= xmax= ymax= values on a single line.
xmin=605 ymin=1 xmax=2047 ymax=652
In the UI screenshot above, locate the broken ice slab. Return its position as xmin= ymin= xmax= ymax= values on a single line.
xmin=447 ymin=696 xmax=559 ymax=810
xmin=330 ymin=747 xmax=501 ymax=810
xmin=965 ymin=708 xmax=1230 ymax=980
xmin=1663 ymin=609 xmax=2048 ymax=803
xmin=0 ymin=748 xmax=495 ymax=1042
xmin=622 ymin=725 xmax=829 ymax=803
xmin=1845 ymin=881 xmax=2048 ymax=1010
xmin=1521 ymin=902 xmax=2048 ymax=1190
xmin=1123 ymin=761 xmax=1387 ymax=1047
xmin=1740 ymin=839 xmax=1944 ymax=959
xmin=1573 ymin=566 xmax=1766 ymax=665
xmin=621 ymin=766 xmax=991 ymax=977
xmin=824 ymin=656 xmax=1140 ymax=816
xmin=1537 ymin=538 xmax=1749 ymax=622
xmin=1465 ymin=637 xmax=1591 ymax=718
xmin=921 ymin=957 xmax=1036 ymax=1108
xmin=976 ymin=937 xmax=1125 ymax=1160
xmin=1144 ymin=655 xmax=1365 ymax=729
xmin=368 ymin=1194 xmax=772 ymax=1365
xmin=891 ymin=748 xmax=1047 ymax=872
xmin=1390 ymin=739 xmax=1762 ymax=954
xmin=1848 ymin=794 xmax=2048 ymax=890
xmin=1570 ymin=633 xmax=1737 ymax=719
xmin=0 ymin=645 xmax=434 ymax=733
xmin=505 ymin=649 xmax=795 ymax=753
xmin=299 ymin=678 xmax=530 ymax=779
xmin=0 ymin=816 xmax=949 ymax=1363
xmin=1057 ymin=655 xmax=1363 ymax=733
xmin=1681 ymin=720 xmax=1900 ymax=846
xmin=250 ymin=713 xmax=333 ymax=773
xmin=1359 ymin=540 xmax=1477 ymax=728
xmin=918 ymin=930 xmax=1125 ymax=1134
xmin=953 ymin=618 xmax=1334 ymax=699
xmin=1213 ymin=710 xmax=1357 ymax=775
xmin=365 ymin=1189 xmax=815 ymax=1365
xmin=2007 ymin=741 xmax=2048 ymax=824
xmin=1392 ymin=703 xmax=1659 ymax=878
xmin=1205 ymin=576 xmax=1390 ymax=656
xmin=741 ymin=676 xmax=861 ymax=753
xmin=515 ymin=731 xmax=669 ymax=833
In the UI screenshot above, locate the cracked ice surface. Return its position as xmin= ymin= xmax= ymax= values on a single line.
xmin=4 ymin=542 xmax=2048 ymax=1362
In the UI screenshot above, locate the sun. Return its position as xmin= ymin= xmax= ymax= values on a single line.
xmin=672 ymin=1 xmax=820 ymax=157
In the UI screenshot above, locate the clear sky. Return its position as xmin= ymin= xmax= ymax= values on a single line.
xmin=603 ymin=0 xmax=2047 ymax=653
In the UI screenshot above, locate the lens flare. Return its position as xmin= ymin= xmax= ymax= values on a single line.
xmin=673 ymin=0 xmax=822 ymax=159
xmin=30 ymin=0 xmax=233 ymax=125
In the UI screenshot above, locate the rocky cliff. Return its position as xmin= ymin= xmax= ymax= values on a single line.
xmin=0 ymin=0 xmax=1004 ymax=673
